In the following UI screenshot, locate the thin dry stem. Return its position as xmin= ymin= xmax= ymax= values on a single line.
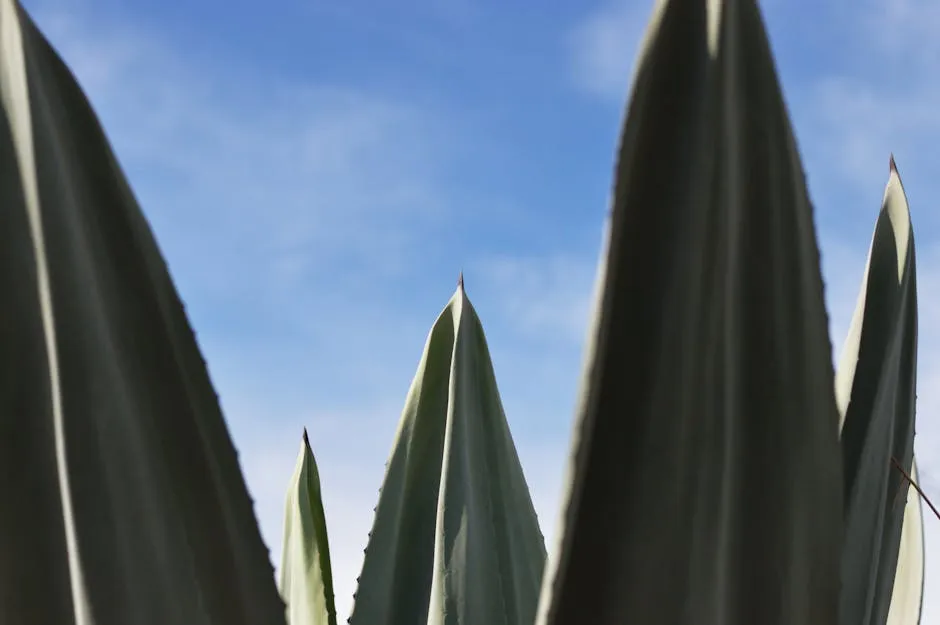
xmin=891 ymin=456 xmax=940 ymax=522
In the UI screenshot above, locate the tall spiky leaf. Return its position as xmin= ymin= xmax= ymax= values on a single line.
xmin=534 ymin=1 xmax=842 ymax=624
xmin=834 ymin=158 xmax=921 ymax=625
xmin=348 ymin=281 xmax=547 ymax=625
xmin=279 ymin=430 xmax=338 ymax=625
xmin=0 ymin=1 xmax=285 ymax=623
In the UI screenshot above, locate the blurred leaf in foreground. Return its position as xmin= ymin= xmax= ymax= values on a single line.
xmin=0 ymin=1 xmax=285 ymax=623
xmin=534 ymin=0 xmax=842 ymax=624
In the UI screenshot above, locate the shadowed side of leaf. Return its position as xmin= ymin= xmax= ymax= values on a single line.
xmin=279 ymin=431 xmax=338 ymax=625
xmin=0 ymin=2 xmax=286 ymax=623
xmin=835 ymin=161 xmax=920 ymax=625
xmin=534 ymin=0 xmax=842 ymax=624
xmin=348 ymin=284 xmax=547 ymax=625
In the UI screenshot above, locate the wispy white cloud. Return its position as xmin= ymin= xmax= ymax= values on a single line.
xmin=806 ymin=77 xmax=940 ymax=209
xmin=34 ymin=8 xmax=458 ymax=306
xmin=860 ymin=0 xmax=940 ymax=68
xmin=473 ymin=254 xmax=596 ymax=343
xmin=566 ymin=0 xmax=649 ymax=101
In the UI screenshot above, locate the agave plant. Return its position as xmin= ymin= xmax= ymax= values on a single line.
xmin=834 ymin=158 xmax=923 ymax=625
xmin=279 ymin=430 xmax=338 ymax=625
xmin=532 ymin=1 xmax=920 ymax=625
xmin=7 ymin=0 xmax=930 ymax=623
xmin=1 ymin=0 xmax=286 ymax=623
xmin=345 ymin=277 xmax=547 ymax=625
xmin=278 ymin=282 xmax=547 ymax=625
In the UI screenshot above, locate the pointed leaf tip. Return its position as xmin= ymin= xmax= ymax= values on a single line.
xmin=281 ymin=426 xmax=338 ymax=625
xmin=457 ymin=271 xmax=464 ymax=289
xmin=349 ymin=287 xmax=546 ymax=625
xmin=890 ymin=153 xmax=897 ymax=173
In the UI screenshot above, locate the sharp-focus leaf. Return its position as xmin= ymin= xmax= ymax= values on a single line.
xmin=534 ymin=1 xmax=843 ymax=624
xmin=885 ymin=462 xmax=924 ymax=625
xmin=348 ymin=280 xmax=547 ymax=625
xmin=279 ymin=430 xmax=338 ymax=625
xmin=0 ymin=2 xmax=285 ymax=623
xmin=834 ymin=159 xmax=921 ymax=625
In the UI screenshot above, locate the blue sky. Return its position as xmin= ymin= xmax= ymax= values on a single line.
xmin=20 ymin=0 xmax=940 ymax=621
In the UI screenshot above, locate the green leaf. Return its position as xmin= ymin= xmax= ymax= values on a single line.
xmin=279 ymin=430 xmax=338 ymax=625
xmin=885 ymin=461 xmax=924 ymax=625
xmin=534 ymin=1 xmax=843 ymax=624
xmin=0 ymin=2 xmax=286 ymax=623
xmin=348 ymin=280 xmax=547 ymax=625
xmin=834 ymin=159 xmax=922 ymax=625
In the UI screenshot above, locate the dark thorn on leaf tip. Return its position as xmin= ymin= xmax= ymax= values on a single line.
xmin=302 ymin=427 xmax=309 ymax=446
xmin=890 ymin=153 xmax=897 ymax=173
xmin=458 ymin=270 xmax=464 ymax=289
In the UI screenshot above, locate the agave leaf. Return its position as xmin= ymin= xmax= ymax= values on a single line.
xmin=0 ymin=1 xmax=285 ymax=623
xmin=279 ymin=430 xmax=338 ymax=625
xmin=534 ymin=1 xmax=843 ymax=624
xmin=885 ymin=462 xmax=924 ymax=625
xmin=348 ymin=280 xmax=547 ymax=625
xmin=834 ymin=159 xmax=921 ymax=625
